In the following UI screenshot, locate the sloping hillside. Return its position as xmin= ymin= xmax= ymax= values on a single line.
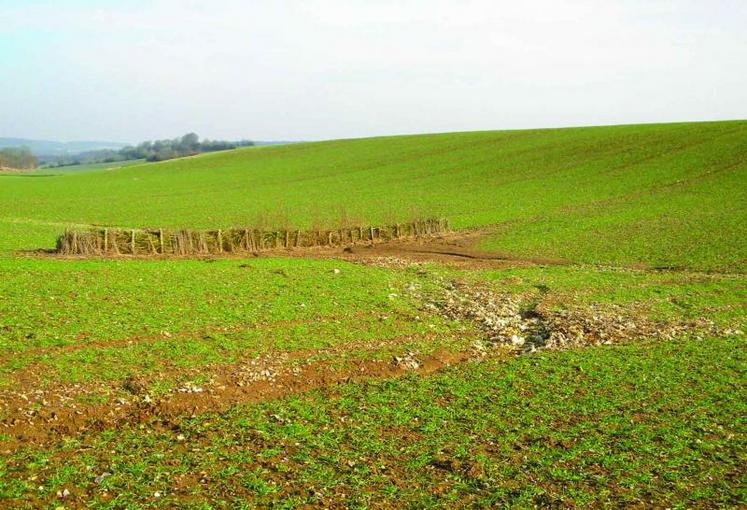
xmin=1 ymin=120 xmax=745 ymax=270
xmin=1 ymin=122 xmax=745 ymax=507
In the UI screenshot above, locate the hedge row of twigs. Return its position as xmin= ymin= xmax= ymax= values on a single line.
xmin=55 ymin=218 xmax=450 ymax=256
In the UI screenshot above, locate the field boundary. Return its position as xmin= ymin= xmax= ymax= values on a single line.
xmin=54 ymin=218 xmax=450 ymax=256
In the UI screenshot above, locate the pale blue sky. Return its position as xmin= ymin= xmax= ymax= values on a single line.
xmin=1 ymin=0 xmax=746 ymax=142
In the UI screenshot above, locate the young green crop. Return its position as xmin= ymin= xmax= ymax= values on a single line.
xmin=1 ymin=257 xmax=742 ymax=404
xmin=0 ymin=257 xmax=471 ymax=393
xmin=0 ymin=121 xmax=745 ymax=508
xmin=1 ymin=336 xmax=743 ymax=508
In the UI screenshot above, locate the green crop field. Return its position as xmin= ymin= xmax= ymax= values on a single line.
xmin=1 ymin=120 xmax=746 ymax=270
xmin=0 ymin=121 xmax=745 ymax=508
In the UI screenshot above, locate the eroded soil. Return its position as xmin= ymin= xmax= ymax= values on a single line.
xmin=0 ymin=344 xmax=473 ymax=448
xmin=0 ymin=245 xmax=725 ymax=448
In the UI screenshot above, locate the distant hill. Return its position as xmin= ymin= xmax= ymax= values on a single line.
xmin=0 ymin=138 xmax=129 ymax=156
xmin=252 ymin=141 xmax=302 ymax=146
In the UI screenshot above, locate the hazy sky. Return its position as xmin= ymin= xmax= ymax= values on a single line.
xmin=1 ymin=0 xmax=746 ymax=142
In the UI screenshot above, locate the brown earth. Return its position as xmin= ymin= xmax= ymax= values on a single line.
xmin=330 ymin=230 xmax=568 ymax=269
xmin=0 ymin=343 xmax=479 ymax=449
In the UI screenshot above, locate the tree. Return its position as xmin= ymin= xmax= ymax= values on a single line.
xmin=0 ymin=146 xmax=38 ymax=170
xmin=180 ymin=132 xmax=200 ymax=153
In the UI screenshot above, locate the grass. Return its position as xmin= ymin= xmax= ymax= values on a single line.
xmin=0 ymin=121 xmax=744 ymax=270
xmin=1 ymin=336 xmax=744 ymax=508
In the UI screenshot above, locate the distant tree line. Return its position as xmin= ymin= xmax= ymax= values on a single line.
xmin=0 ymin=147 xmax=38 ymax=170
xmin=120 ymin=133 xmax=255 ymax=162
xmin=43 ymin=133 xmax=254 ymax=167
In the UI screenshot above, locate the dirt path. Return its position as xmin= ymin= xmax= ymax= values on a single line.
xmin=327 ymin=229 xmax=568 ymax=269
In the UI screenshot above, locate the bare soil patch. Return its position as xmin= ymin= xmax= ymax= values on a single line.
xmin=0 ymin=343 xmax=473 ymax=448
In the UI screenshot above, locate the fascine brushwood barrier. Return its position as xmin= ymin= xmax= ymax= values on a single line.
xmin=55 ymin=218 xmax=450 ymax=256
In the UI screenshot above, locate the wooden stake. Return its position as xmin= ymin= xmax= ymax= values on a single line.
xmin=147 ymin=233 xmax=156 ymax=254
